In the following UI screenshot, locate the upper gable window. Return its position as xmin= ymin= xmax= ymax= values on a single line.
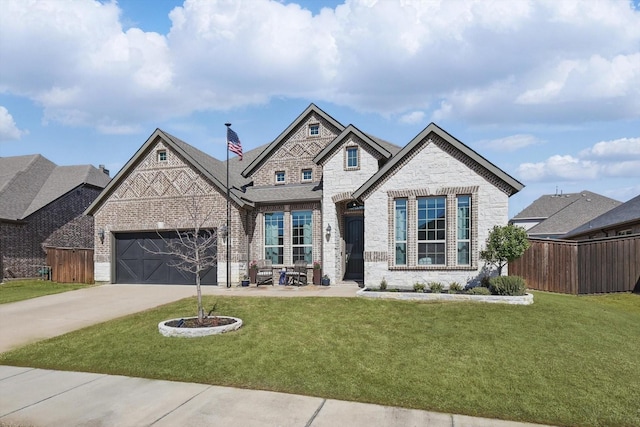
xmin=302 ymin=169 xmax=312 ymax=182
xmin=345 ymin=146 xmax=359 ymax=170
xmin=158 ymin=150 xmax=167 ymax=162
xmin=309 ymin=124 xmax=320 ymax=137
xmin=275 ymin=171 xmax=285 ymax=184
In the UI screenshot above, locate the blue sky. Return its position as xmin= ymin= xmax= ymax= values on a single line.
xmin=1 ymin=0 xmax=639 ymax=218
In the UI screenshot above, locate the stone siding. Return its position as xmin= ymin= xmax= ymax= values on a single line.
xmin=363 ymin=138 xmax=509 ymax=288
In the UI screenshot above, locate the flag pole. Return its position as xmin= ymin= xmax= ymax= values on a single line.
xmin=225 ymin=122 xmax=231 ymax=288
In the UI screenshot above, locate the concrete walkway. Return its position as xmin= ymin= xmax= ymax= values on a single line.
xmin=0 ymin=284 xmax=554 ymax=427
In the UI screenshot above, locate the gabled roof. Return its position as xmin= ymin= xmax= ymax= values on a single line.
xmin=241 ymin=103 xmax=345 ymax=178
xmin=525 ymin=191 xmax=621 ymax=237
xmin=313 ymin=124 xmax=396 ymax=165
xmin=512 ymin=192 xmax=582 ymax=220
xmin=352 ymin=122 xmax=524 ymax=200
xmin=0 ymin=154 xmax=110 ymax=221
xmin=563 ymin=194 xmax=640 ymax=238
xmin=243 ymin=182 xmax=322 ymax=204
xmin=85 ymin=129 xmax=249 ymax=216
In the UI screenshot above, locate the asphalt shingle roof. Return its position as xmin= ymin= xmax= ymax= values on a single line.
xmin=563 ymin=194 xmax=640 ymax=238
xmin=0 ymin=155 xmax=110 ymax=221
xmin=525 ymin=191 xmax=621 ymax=236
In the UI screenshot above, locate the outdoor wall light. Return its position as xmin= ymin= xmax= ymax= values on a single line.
xmin=98 ymin=228 xmax=105 ymax=244
xmin=325 ymin=224 xmax=331 ymax=241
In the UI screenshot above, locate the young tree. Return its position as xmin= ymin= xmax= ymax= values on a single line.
xmin=142 ymin=195 xmax=219 ymax=325
xmin=480 ymin=224 xmax=530 ymax=276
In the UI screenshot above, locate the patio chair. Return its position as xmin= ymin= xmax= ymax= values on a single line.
xmin=290 ymin=260 xmax=308 ymax=286
xmin=256 ymin=259 xmax=273 ymax=286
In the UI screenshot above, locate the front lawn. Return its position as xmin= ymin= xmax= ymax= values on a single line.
xmin=0 ymin=280 xmax=94 ymax=304
xmin=1 ymin=292 xmax=638 ymax=427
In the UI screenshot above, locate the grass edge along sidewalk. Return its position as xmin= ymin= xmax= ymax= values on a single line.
xmin=1 ymin=292 xmax=638 ymax=427
xmin=0 ymin=280 xmax=95 ymax=304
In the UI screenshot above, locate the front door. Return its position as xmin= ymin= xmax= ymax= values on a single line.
xmin=344 ymin=216 xmax=364 ymax=281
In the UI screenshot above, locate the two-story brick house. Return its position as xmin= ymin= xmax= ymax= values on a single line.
xmin=85 ymin=104 xmax=523 ymax=288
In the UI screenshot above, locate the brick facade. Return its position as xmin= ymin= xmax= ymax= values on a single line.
xmin=0 ymin=186 xmax=101 ymax=278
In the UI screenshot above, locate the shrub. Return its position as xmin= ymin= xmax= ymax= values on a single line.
xmin=380 ymin=278 xmax=387 ymax=291
xmin=413 ymin=282 xmax=426 ymax=292
xmin=468 ymin=286 xmax=491 ymax=295
xmin=489 ymin=275 xmax=527 ymax=296
xmin=449 ymin=282 xmax=463 ymax=293
xmin=480 ymin=275 xmax=492 ymax=288
xmin=428 ymin=282 xmax=443 ymax=293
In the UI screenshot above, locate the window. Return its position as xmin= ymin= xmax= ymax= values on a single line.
xmin=617 ymin=229 xmax=632 ymax=236
xmin=457 ymin=196 xmax=471 ymax=265
xmin=346 ymin=146 xmax=358 ymax=168
xmin=302 ymin=169 xmax=312 ymax=182
xmin=264 ymin=212 xmax=284 ymax=264
xmin=292 ymin=211 xmax=312 ymax=263
xmin=395 ymin=199 xmax=407 ymax=265
xmin=309 ymin=124 xmax=320 ymax=136
xmin=275 ymin=171 xmax=285 ymax=184
xmin=158 ymin=150 xmax=167 ymax=161
xmin=417 ymin=197 xmax=446 ymax=265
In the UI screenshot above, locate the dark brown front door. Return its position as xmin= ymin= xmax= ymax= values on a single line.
xmin=344 ymin=216 xmax=364 ymax=281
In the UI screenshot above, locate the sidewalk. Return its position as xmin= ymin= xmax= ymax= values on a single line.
xmin=0 ymin=366 xmax=552 ymax=427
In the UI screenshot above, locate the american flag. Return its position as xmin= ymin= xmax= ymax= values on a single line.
xmin=227 ymin=127 xmax=243 ymax=160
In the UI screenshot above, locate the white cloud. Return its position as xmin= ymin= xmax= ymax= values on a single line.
xmin=579 ymin=137 xmax=640 ymax=159
xmin=517 ymin=136 xmax=640 ymax=182
xmin=482 ymin=134 xmax=542 ymax=152
xmin=399 ymin=111 xmax=425 ymax=124
xmin=0 ymin=0 xmax=639 ymax=132
xmin=0 ymin=106 xmax=28 ymax=141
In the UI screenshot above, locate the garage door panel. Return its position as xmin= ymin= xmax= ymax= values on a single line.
xmin=115 ymin=232 xmax=217 ymax=285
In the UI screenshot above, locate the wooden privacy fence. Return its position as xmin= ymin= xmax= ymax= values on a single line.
xmin=46 ymin=247 xmax=94 ymax=284
xmin=509 ymin=235 xmax=640 ymax=294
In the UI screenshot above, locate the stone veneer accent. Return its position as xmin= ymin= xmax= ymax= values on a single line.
xmin=362 ymin=137 xmax=509 ymax=288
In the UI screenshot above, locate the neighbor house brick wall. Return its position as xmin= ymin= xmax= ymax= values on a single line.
xmin=93 ymin=141 xmax=247 ymax=284
xmin=320 ymin=134 xmax=386 ymax=282
xmin=0 ymin=186 xmax=100 ymax=278
xmin=363 ymin=137 xmax=509 ymax=289
xmin=250 ymin=113 xmax=340 ymax=186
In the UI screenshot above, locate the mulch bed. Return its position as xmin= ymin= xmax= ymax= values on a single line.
xmin=165 ymin=317 xmax=237 ymax=328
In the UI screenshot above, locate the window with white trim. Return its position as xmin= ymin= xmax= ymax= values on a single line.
xmin=302 ymin=169 xmax=312 ymax=182
xmin=292 ymin=211 xmax=312 ymax=263
xmin=309 ymin=124 xmax=319 ymax=136
xmin=395 ymin=199 xmax=407 ymax=265
xmin=417 ymin=197 xmax=446 ymax=265
xmin=457 ymin=195 xmax=471 ymax=265
xmin=346 ymin=146 xmax=358 ymax=169
xmin=275 ymin=171 xmax=285 ymax=184
xmin=158 ymin=150 xmax=167 ymax=162
xmin=264 ymin=212 xmax=284 ymax=264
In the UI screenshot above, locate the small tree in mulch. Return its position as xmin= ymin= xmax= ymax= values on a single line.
xmin=141 ymin=195 xmax=219 ymax=325
xmin=480 ymin=224 xmax=530 ymax=276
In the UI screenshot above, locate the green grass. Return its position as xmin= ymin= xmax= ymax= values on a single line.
xmin=1 ymin=292 xmax=639 ymax=427
xmin=0 ymin=280 xmax=95 ymax=304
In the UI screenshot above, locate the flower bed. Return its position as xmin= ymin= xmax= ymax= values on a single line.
xmin=357 ymin=288 xmax=533 ymax=305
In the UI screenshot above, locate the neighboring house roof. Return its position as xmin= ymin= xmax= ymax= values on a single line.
xmin=241 ymin=103 xmax=345 ymax=178
xmin=0 ymin=154 xmax=111 ymax=221
xmin=313 ymin=124 xmax=396 ymax=165
xmin=563 ymin=194 xmax=640 ymax=238
xmin=512 ymin=192 xmax=583 ymax=221
xmin=352 ymin=122 xmax=524 ymax=200
xmin=85 ymin=129 xmax=251 ymax=215
xmin=523 ymin=191 xmax=621 ymax=237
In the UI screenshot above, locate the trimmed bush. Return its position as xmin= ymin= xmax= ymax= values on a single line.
xmin=380 ymin=278 xmax=387 ymax=291
xmin=428 ymin=282 xmax=443 ymax=293
xmin=413 ymin=282 xmax=426 ymax=292
xmin=489 ymin=275 xmax=527 ymax=296
xmin=468 ymin=286 xmax=491 ymax=295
